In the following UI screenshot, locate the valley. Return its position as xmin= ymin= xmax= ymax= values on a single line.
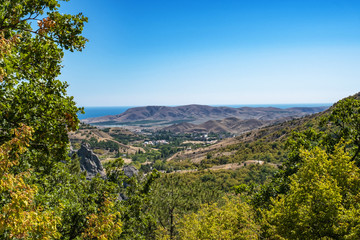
xmin=65 ymin=93 xmax=360 ymax=238
xmin=71 ymin=102 xmax=331 ymax=173
xmin=4 ymin=1 xmax=359 ymax=238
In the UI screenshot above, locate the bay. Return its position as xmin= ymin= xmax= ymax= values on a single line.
xmin=78 ymin=106 xmax=134 ymax=120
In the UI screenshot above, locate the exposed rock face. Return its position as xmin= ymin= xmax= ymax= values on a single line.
xmin=77 ymin=143 xmax=106 ymax=180
xmin=123 ymin=165 xmax=139 ymax=178
xmin=122 ymin=165 xmax=139 ymax=189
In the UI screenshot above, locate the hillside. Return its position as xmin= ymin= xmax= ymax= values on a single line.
xmin=82 ymin=104 xmax=328 ymax=126
xmin=162 ymin=117 xmax=266 ymax=134
xmin=68 ymin=125 xmax=144 ymax=157
xmin=165 ymin=92 xmax=359 ymax=168
xmin=166 ymin=107 xmax=328 ymax=166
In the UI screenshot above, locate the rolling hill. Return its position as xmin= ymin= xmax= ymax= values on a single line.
xmin=162 ymin=117 xmax=266 ymax=134
xmin=166 ymin=92 xmax=360 ymax=167
xmin=82 ymin=104 xmax=329 ymax=126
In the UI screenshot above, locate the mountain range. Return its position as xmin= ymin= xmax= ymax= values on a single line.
xmin=82 ymin=104 xmax=329 ymax=126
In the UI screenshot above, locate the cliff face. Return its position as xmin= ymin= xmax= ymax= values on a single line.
xmin=77 ymin=143 xmax=106 ymax=180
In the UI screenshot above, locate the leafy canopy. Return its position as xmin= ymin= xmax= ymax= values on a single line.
xmin=265 ymin=142 xmax=360 ymax=239
xmin=0 ymin=0 xmax=87 ymax=172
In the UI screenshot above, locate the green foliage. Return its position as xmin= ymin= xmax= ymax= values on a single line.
xmin=102 ymin=157 xmax=162 ymax=240
xmin=321 ymin=98 xmax=360 ymax=164
xmin=86 ymin=137 xmax=119 ymax=152
xmin=253 ymin=97 xmax=360 ymax=210
xmin=0 ymin=1 xmax=127 ymax=239
xmin=246 ymin=96 xmax=360 ymax=239
xmin=0 ymin=125 xmax=60 ymax=240
xmin=147 ymin=165 xmax=275 ymax=239
xmin=110 ymin=132 xmax=144 ymax=145
xmin=176 ymin=197 xmax=259 ymax=240
xmin=119 ymin=170 xmax=160 ymax=240
xmin=213 ymin=140 xmax=286 ymax=165
xmin=158 ymin=144 xmax=183 ymax=158
xmin=0 ymin=0 xmax=87 ymax=172
xmin=149 ymin=173 xmax=223 ymax=239
xmin=264 ymin=143 xmax=360 ymax=239
xmin=131 ymin=149 xmax=161 ymax=164
xmin=104 ymin=157 xmax=126 ymax=185
xmin=33 ymin=159 xmax=124 ymax=239
xmin=3 ymin=2 xmax=360 ymax=239
xmin=81 ymin=196 xmax=122 ymax=240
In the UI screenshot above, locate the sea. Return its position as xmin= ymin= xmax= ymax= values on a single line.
xmin=78 ymin=103 xmax=332 ymax=120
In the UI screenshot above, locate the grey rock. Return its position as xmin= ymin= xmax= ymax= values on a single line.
xmin=121 ymin=165 xmax=139 ymax=189
xmin=77 ymin=143 xmax=106 ymax=180
xmin=123 ymin=165 xmax=139 ymax=178
xmin=118 ymin=193 xmax=127 ymax=201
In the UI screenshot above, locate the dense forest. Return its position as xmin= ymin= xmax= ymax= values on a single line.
xmin=1 ymin=1 xmax=360 ymax=239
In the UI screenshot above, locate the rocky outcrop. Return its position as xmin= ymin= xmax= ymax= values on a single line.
xmin=121 ymin=165 xmax=139 ymax=189
xmin=123 ymin=165 xmax=139 ymax=178
xmin=77 ymin=143 xmax=106 ymax=180
xmin=73 ymin=144 xmax=139 ymax=187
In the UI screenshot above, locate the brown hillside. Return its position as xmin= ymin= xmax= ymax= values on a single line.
xmin=82 ymin=104 xmax=328 ymax=125
xmin=163 ymin=117 xmax=267 ymax=135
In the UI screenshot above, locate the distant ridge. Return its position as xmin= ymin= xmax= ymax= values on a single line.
xmin=82 ymin=104 xmax=329 ymax=126
xmin=165 ymin=92 xmax=360 ymax=163
xmin=162 ymin=117 xmax=266 ymax=134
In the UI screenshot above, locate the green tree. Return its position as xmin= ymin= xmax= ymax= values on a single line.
xmin=176 ymin=197 xmax=258 ymax=240
xmin=321 ymin=97 xmax=360 ymax=164
xmin=150 ymin=173 xmax=222 ymax=239
xmin=264 ymin=143 xmax=360 ymax=239
xmin=253 ymin=97 xmax=360 ymax=210
xmin=0 ymin=125 xmax=61 ymax=239
xmin=0 ymin=0 xmax=87 ymax=172
xmin=0 ymin=2 xmax=127 ymax=239
xmin=34 ymin=160 xmax=124 ymax=239
xmin=119 ymin=170 xmax=160 ymax=240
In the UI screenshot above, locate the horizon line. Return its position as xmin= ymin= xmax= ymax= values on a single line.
xmin=79 ymin=102 xmax=334 ymax=108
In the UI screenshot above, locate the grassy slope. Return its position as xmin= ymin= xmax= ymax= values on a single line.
xmin=167 ymin=92 xmax=360 ymax=169
xmin=166 ymin=108 xmax=329 ymax=169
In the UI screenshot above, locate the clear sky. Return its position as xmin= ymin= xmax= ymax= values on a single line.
xmin=59 ymin=0 xmax=360 ymax=106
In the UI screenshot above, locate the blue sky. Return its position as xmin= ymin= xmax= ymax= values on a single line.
xmin=59 ymin=0 xmax=360 ymax=106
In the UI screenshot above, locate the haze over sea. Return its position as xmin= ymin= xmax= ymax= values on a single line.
xmin=78 ymin=103 xmax=332 ymax=120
